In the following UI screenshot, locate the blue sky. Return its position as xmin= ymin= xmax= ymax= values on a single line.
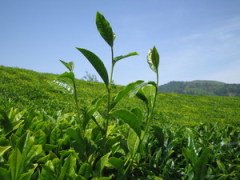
xmin=1 ymin=0 xmax=240 ymax=85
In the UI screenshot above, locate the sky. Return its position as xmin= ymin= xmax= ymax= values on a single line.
xmin=1 ymin=0 xmax=240 ymax=85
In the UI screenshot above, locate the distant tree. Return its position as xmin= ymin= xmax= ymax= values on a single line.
xmin=159 ymin=80 xmax=240 ymax=96
xmin=82 ymin=71 xmax=98 ymax=82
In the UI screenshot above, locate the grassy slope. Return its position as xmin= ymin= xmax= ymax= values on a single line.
xmin=1 ymin=65 xmax=240 ymax=125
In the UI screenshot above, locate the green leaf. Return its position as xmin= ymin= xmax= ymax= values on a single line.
xmin=44 ymin=144 xmax=58 ymax=151
xmin=182 ymin=147 xmax=197 ymax=166
xmin=40 ymin=161 xmax=56 ymax=180
xmin=147 ymin=46 xmax=159 ymax=73
xmin=0 ymin=109 xmax=12 ymax=133
xmin=113 ymin=52 xmax=138 ymax=63
xmin=59 ymin=154 xmax=77 ymax=180
xmin=16 ymin=132 xmax=28 ymax=152
xmin=111 ymin=109 xmax=141 ymax=136
xmin=136 ymin=90 xmax=148 ymax=106
xmin=108 ymin=157 xmax=124 ymax=171
xmin=60 ymin=60 xmax=74 ymax=72
xmin=19 ymin=167 xmax=36 ymax=180
xmin=66 ymin=127 xmax=86 ymax=159
xmin=142 ymin=84 xmax=156 ymax=107
xmin=9 ymin=148 xmax=22 ymax=180
xmin=193 ymin=148 xmax=210 ymax=180
xmin=86 ymin=95 xmax=107 ymax=122
xmin=129 ymin=81 xmax=148 ymax=98
xmin=76 ymin=48 xmax=109 ymax=87
xmin=24 ymin=145 xmax=43 ymax=166
xmin=79 ymin=162 xmax=92 ymax=179
xmin=136 ymin=83 xmax=156 ymax=108
xmin=92 ymin=177 xmax=111 ymax=180
xmin=127 ymin=129 xmax=140 ymax=154
xmin=151 ymin=126 xmax=164 ymax=148
xmin=95 ymin=152 xmax=111 ymax=177
xmin=131 ymin=108 xmax=143 ymax=123
xmin=11 ymin=120 xmax=24 ymax=133
xmin=50 ymin=127 xmax=61 ymax=145
xmin=216 ymin=160 xmax=226 ymax=173
xmin=111 ymin=80 xmax=144 ymax=109
xmin=0 ymin=167 xmax=10 ymax=180
xmin=35 ymin=130 xmax=47 ymax=144
xmin=59 ymin=72 xmax=75 ymax=81
xmin=96 ymin=12 xmax=114 ymax=47
xmin=0 ymin=146 xmax=11 ymax=156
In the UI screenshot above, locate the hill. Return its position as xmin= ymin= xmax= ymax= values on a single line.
xmin=159 ymin=80 xmax=240 ymax=96
xmin=1 ymin=65 xmax=240 ymax=178
xmin=1 ymin=65 xmax=240 ymax=125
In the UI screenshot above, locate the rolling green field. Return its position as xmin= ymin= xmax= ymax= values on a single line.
xmin=1 ymin=65 xmax=240 ymax=125
xmin=1 ymin=65 xmax=240 ymax=179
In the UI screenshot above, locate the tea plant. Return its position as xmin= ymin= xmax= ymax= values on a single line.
xmin=76 ymin=12 xmax=138 ymax=139
xmin=57 ymin=11 xmax=164 ymax=178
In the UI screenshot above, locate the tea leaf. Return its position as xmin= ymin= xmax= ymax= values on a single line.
xmin=59 ymin=72 xmax=75 ymax=81
xmin=19 ymin=168 xmax=35 ymax=180
xmin=59 ymin=154 xmax=77 ymax=180
xmin=194 ymin=148 xmax=210 ymax=180
xmin=79 ymin=162 xmax=92 ymax=179
xmin=0 ymin=167 xmax=10 ymax=180
xmin=76 ymin=48 xmax=109 ymax=87
xmin=127 ymin=129 xmax=140 ymax=154
xmin=50 ymin=127 xmax=60 ymax=145
xmin=9 ymin=148 xmax=22 ymax=180
xmin=111 ymin=80 xmax=144 ymax=109
xmin=147 ymin=46 xmax=159 ymax=73
xmin=96 ymin=12 xmax=114 ymax=47
xmin=24 ymin=145 xmax=43 ymax=167
xmin=96 ymin=152 xmax=111 ymax=177
xmin=131 ymin=108 xmax=143 ymax=121
xmin=111 ymin=109 xmax=141 ymax=136
xmin=0 ymin=109 xmax=12 ymax=133
xmin=108 ymin=157 xmax=124 ymax=171
xmin=0 ymin=146 xmax=11 ymax=156
xmin=60 ymin=60 xmax=74 ymax=72
xmin=113 ymin=52 xmax=138 ymax=63
xmin=136 ymin=83 xmax=156 ymax=108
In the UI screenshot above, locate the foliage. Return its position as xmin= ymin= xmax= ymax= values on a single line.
xmin=82 ymin=71 xmax=98 ymax=82
xmin=1 ymin=66 xmax=240 ymax=125
xmin=0 ymin=108 xmax=239 ymax=179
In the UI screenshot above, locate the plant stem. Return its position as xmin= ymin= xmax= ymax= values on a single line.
xmin=125 ymin=71 xmax=159 ymax=174
xmin=106 ymin=87 xmax=110 ymax=133
xmin=105 ymin=46 xmax=115 ymax=137
xmin=153 ymin=70 xmax=159 ymax=112
xmin=72 ymin=78 xmax=84 ymax=139
xmin=110 ymin=47 xmax=115 ymax=86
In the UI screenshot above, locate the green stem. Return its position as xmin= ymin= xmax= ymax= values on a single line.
xmin=152 ymin=70 xmax=159 ymax=113
xmin=105 ymin=46 xmax=115 ymax=137
xmin=106 ymin=87 xmax=110 ymax=133
xmin=110 ymin=47 xmax=115 ymax=86
xmin=72 ymin=77 xmax=84 ymax=139
xmin=125 ymin=71 xmax=159 ymax=174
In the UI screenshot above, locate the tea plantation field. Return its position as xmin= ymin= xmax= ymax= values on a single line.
xmin=1 ymin=65 xmax=240 ymax=179
xmin=1 ymin=65 xmax=240 ymax=125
